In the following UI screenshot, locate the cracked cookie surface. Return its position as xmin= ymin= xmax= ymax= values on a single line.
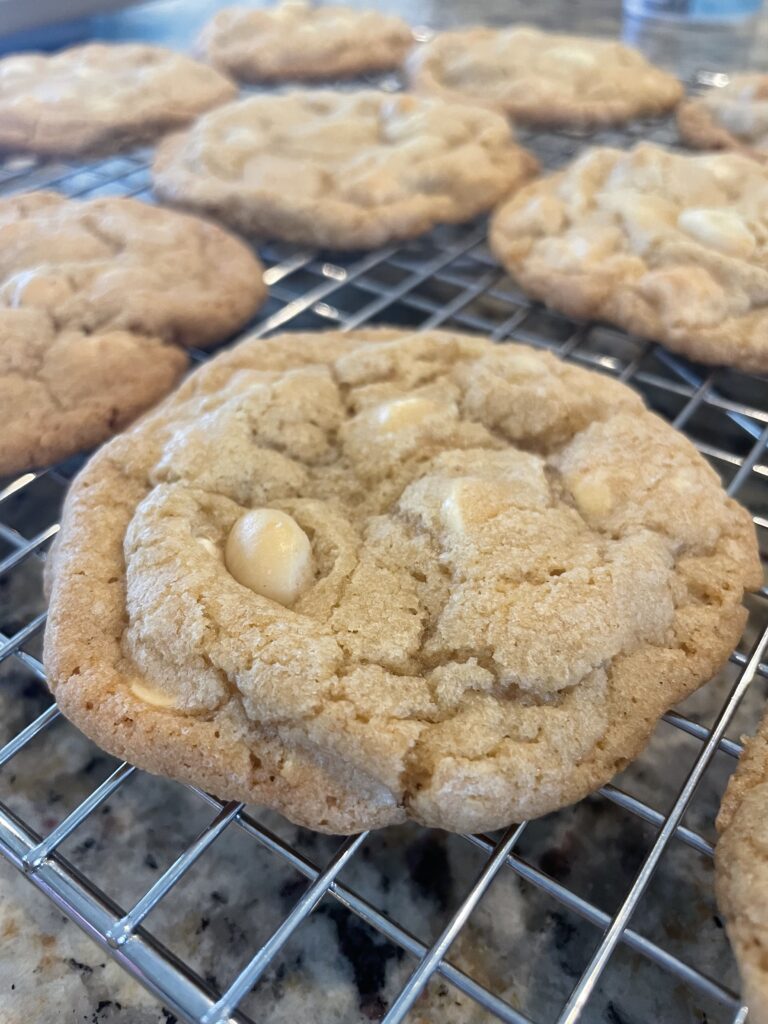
xmin=406 ymin=26 xmax=682 ymax=128
xmin=197 ymin=1 xmax=414 ymax=82
xmin=490 ymin=142 xmax=768 ymax=375
xmin=0 ymin=43 xmax=236 ymax=156
xmin=717 ymin=708 xmax=768 ymax=1024
xmin=152 ymin=90 xmax=538 ymax=249
xmin=0 ymin=191 xmax=266 ymax=474
xmin=678 ymin=75 xmax=768 ymax=161
xmin=44 ymin=328 xmax=761 ymax=834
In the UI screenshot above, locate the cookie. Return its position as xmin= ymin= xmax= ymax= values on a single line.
xmin=406 ymin=26 xmax=683 ymax=128
xmin=490 ymin=142 xmax=768 ymax=375
xmin=0 ymin=191 xmax=267 ymax=474
xmin=0 ymin=43 xmax=236 ymax=156
xmin=197 ymin=1 xmax=414 ymax=83
xmin=0 ymin=192 xmax=266 ymax=349
xmin=152 ymin=90 xmax=538 ymax=250
xmin=43 ymin=328 xmax=761 ymax=834
xmin=678 ymin=75 xmax=768 ymax=161
xmin=0 ymin=314 xmax=187 ymax=477
xmin=716 ymin=709 xmax=768 ymax=1024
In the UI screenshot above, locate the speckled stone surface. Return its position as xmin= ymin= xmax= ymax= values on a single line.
xmin=1 ymin=2 xmax=768 ymax=1023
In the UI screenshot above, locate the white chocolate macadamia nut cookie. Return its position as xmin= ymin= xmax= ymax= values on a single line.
xmin=152 ymin=90 xmax=538 ymax=249
xmin=0 ymin=190 xmax=266 ymax=475
xmin=0 ymin=191 xmax=265 ymax=349
xmin=44 ymin=329 xmax=761 ymax=834
xmin=716 ymin=708 xmax=768 ymax=1024
xmin=406 ymin=26 xmax=682 ymax=128
xmin=491 ymin=142 xmax=768 ymax=374
xmin=197 ymin=1 xmax=414 ymax=82
xmin=720 ymin=708 xmax=768 ymax=1024
xmin=0 ymin=43 xmax=236 ymax=156
xmin=679 ymin=74 xmax=768 ymax=160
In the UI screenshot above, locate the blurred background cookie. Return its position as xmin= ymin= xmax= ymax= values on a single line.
xmin=0 ymin=43 xmax=236 ymax=156
xmin=406 ymin=25 xmax=683 ymax=128
xmin=679 ymin=74 xmax=768 ymax=160
xmin=491 ymin=142 xmax=768 ymax=373
xmin=152 ymin=90 xmax=537 ymax=249
xmin=0 ymin=191 xmax=267 ymax=473
xmin=197 ymin=0 xmax=414 ymax=82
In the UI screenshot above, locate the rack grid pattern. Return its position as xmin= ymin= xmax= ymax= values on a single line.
xmin=0 ymin=101 xmax=767 ymax=1024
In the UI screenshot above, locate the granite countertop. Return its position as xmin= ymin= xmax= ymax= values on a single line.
xmin=1 ymin=2 xmax=768 ymax=1023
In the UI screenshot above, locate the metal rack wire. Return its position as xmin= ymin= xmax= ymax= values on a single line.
xmin=0 ymin=94 xmax=767 ymax=1024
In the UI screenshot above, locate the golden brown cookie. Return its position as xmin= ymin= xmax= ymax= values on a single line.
xmin=717 ymin=708 xmax=768 ymax=1024
xmin=678 ymin=75 xmax=768 ymax=161
xmin=490 ymin=142 xmax=768 ymax=375
xmin=152 ymin=90 xmax=538 ymax=249
xmin=0 ymin=313 xmax=187 ymax=477
xmin=0 ymin=191 xmax=267 ymax=475
xmin=0 ymin=43 xmax=236 ymax=156
xmin=44 ymin=328 xmax=761 ymax=834
xmin=406 ymin=26 xmax=683 ymax=128
xmin=0 ymin=192 xmax=266 ymax=349
xmin=197 ymin=1 xmax=414 ymax=83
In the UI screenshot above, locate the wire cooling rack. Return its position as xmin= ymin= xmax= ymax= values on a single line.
xmin=1 ymin=89 xmax=768 ymax=1024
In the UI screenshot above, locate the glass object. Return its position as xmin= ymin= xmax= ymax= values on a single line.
xmin=624 ymin=0 xmax=762 ymax=20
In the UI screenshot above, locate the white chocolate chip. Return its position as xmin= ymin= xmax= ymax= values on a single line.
xmin=382 ymin=110 xmax=426 ymax=144
xmin=440 ymin=467 xmax=552 ymax=534
xmin=226 ymin=127 xmax=261 ymax=147
xmin=671 ymin=466 xmax=702 ymax=494
xmin=374 ymin=397 xmax=440 ymax=431
xmin=677 ymin=207 xmax=756 ymax=259
xmin=1 ymin=58 xmax=38 ymax=76
xmin=547 ymin=45 xmax=596 ymax=67
xmin=197 ymin=537 xmax=220 ymax=558
xmin=440 ymin=478 xmax=497 ymax=533
xmin=441 ymin=479 xmax=470 ymax=535
xmin=505 ymin=349 xmax=544 ymax=373
xmin=571 ymin=477 xmax=614 ymax=519
xmin=2 ymin=268 xmax=73 ymax=309
xmin=129 ymin=680 xmax=176 ymax=708
xmin=225 ymin=508 xmax=313 ymax=606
